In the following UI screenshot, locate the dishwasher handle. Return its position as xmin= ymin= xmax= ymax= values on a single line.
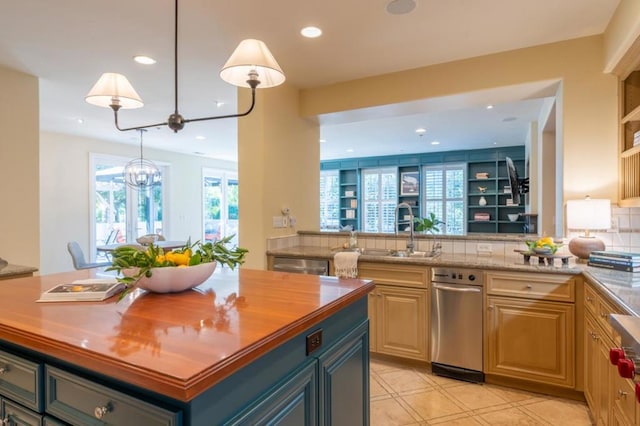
xmin=432 ymin=283 xmax=481 ymax=293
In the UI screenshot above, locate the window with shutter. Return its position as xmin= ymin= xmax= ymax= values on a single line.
xmin=423 ymin=164 xmax=465 ymax=235
xmin=362 ymin=167 xmax=398 ymax=233
xmin=320 ymin=170 xmax=340 ymax=231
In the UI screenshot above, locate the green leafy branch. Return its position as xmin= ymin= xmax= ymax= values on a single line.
xmin=414 ymin=212 xmax=445 ymax=234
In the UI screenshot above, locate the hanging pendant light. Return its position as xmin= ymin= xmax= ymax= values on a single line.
xmin=123 ymin=129 xmax=162 ymax=189
xmin=85 ymin=0 xmax=285 ymax=133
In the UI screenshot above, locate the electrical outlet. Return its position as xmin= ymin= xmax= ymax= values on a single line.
xmin=306 ymin=329 xmax=323 ymax=355
xmin=477 ymin=243 xmax=492 ymax=253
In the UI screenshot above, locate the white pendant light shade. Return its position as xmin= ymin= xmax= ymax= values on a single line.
xmin=85 ymin=72 xmax=144 ymax=109
xmin=220 ymin=39 xmax=286 ymax=88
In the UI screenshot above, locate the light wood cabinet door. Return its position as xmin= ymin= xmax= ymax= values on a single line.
xmin=486 ymin=296 xmax=575 ymax=388
xmin=611 ymin=361 xmax=636 ymax=426
xmin=596 ymin=324 xmax=615 ymax=426
xmin=584 ymin=313 xmax=599 ymax=416
xmin=373 ymin=285 xmax=428 ymax=362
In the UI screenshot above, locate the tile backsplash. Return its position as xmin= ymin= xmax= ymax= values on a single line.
xmin=266 ymin=207 xmax=640 ymax=256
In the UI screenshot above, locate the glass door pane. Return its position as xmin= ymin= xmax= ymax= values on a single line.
xmin=203 ymin=170 xmax=238 ymax=245
xmin=92 ymin=155 xmax=165 ymax=262
xmin=95 ymin=164 xmax=127 ymax=261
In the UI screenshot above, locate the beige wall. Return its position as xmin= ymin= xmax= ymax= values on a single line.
xmin=39 ymin=131 xmax=237 ymax=274
xmin=603 ymin=0 xmax=640 ymax=73
xmin=238 ymin=83 xmax=320 ymax=269
xmin=301 ymin=36 xmax=619 ymax=211
xmin=0 ymin=66 xmax=40 ymax=268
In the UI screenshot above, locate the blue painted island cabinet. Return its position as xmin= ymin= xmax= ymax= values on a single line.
xmin=0 ymin=268 xmax=373 ymax=426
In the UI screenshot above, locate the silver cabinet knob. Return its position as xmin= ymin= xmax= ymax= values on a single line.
xmin=0 ymin=366 xmax=7 ymax=374
xmin=94 ymin=402 xmax=113 ymax=419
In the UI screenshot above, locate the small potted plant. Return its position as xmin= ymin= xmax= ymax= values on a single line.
xmin=414 ymin=212 xmax=445 ymax=254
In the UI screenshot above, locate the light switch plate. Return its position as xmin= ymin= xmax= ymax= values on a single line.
xmin=272 ymin=216 xmax=285 ymax=228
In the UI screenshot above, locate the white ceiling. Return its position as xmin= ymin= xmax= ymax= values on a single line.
xmin=0 ymin=0 xmax=620 ymax=162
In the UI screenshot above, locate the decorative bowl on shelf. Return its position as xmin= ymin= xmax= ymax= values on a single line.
xmin=507 ymin=213 xmax=520 ymax=222
xmin=533 ymin=247 xmax=552 ymax=255
xmin=123 ymin=262 xmax=216 ymax=293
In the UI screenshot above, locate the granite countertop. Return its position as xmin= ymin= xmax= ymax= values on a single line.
xmin=268 ymin=245 xmax=640 ymax=316
xmin=0 ymin=263 xmax=38 ymax=277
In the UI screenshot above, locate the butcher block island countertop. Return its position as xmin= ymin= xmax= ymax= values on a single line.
xmin=0 ymin=267 xmax=374 ymax=425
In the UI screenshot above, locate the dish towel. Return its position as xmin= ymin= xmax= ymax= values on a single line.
xmin=334 ymin=251 xmax=360 ymax=278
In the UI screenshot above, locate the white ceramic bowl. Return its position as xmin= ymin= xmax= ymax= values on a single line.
xmin=507 ymin=214 xmax=520 ymax=222
xmin=124 ymin=262 xmax=216 ymax=293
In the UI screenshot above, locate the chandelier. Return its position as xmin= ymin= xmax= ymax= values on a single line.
xmin=123 ymin=129 xmax=162 ymax=189
xmin=85 ymin=0 xmax=285 ymax=133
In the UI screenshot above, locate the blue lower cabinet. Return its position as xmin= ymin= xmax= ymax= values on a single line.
xmin=226 ymin=360 xmax=317 ymax=425
xmin=44 ymin=366 xmax=181 ymax=426
xmin=2 ymin=397 xmax=43 ymax=425
xmin=318 ymin=321 xmax=369 ymax=426
xmin=43 ymin=417 xmax=68 ymax=426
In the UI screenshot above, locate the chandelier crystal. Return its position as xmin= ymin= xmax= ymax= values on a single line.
xmin=123 ymin=129 xmax=162 ymax=189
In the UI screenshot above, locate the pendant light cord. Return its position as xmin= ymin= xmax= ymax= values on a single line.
xmin=174 ymin=0 xmax=179 ymax=116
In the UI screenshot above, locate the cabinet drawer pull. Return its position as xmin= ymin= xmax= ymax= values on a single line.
xmin=488 ymin=305 xmax=494 ymax=310
xmin=618 ymin=389 xmax=628 ymax=398
xmin=0 ymin=366 xmax=8 ymax=374
xmin=526 ymin=285 xmax=532 ymax=289
xmin=94 ymin=402 xmax=113 ymax=419
xmin=586 ymin=296 xmax=593 ymax=302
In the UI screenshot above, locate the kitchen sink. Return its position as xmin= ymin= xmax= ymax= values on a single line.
xmin=355 ymin=248 xmax=440 ymax=258
xmin=357 ymin=248 xmax=394 ymax=257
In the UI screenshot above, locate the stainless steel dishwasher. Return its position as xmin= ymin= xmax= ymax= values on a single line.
xmin=430 ymin=267 xmax=484 ymax=383
xmin=271 ymin=257 xmax=329 ymax=275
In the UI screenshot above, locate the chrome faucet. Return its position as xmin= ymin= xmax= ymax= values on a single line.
xmin=394 ymin=202 xmax=415 ymax=254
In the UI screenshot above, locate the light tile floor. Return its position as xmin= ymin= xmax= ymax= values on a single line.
xmin=370 ymin=356 xmax=594 ymax=425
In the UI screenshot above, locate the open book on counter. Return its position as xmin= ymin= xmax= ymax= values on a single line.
xmin=37 ymin=278 xmax=125 ymax=302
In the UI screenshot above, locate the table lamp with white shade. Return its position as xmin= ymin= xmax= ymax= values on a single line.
xmin=566 ymin=196 xmax=611 ymax=261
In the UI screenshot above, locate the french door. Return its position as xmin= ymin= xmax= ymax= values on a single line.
xmin=90 ymin=154 xmax=167 ymax=261
xmin=203 ymin=169 xmax=238 ymax=245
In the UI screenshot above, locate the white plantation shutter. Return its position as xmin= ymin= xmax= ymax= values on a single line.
xmin=362 ymin=167 xmax=398 ymax=232
xmin=320 ymin=170 xmax=339 ymax=230
xmin=422 ymin=164 xmax=465 ymax=235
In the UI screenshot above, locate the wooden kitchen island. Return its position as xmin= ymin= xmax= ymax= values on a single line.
xmin=0 ymin=268 xmax=374 ymax=425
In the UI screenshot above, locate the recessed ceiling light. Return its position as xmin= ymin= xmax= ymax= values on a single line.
xmin=301 ymin=26 xmax=322 ymax=38
xmin=493 ymin=142 xmax=498 ymax=145
xmin=431 ymin=141 xmax=440 ymax=145
xmin=415 ymin=127 xmax=426 ymax=135
xmin=319 ymin=139 xmax=326 ymax=143
xmin=386 ymin=0 xmax=416 ymax=15
xmin=486 ymin=104 xmax=494 ymax=109
xmin=346 ymin=148 xmax=354 ymax=153
xmin=195 ymin=135 xmax=206 ymax=140
xmin=76 ymin=118 xmax=84 ymax=124
xmin=133 ymin=55 xmax=157 ymax=65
